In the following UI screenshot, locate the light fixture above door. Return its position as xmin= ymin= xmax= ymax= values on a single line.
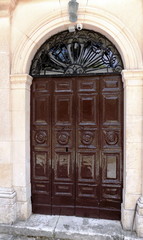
xmin=68 ymin=0 xmax=79 ymax=22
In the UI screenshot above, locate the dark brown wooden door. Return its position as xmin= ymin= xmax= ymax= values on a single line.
xmin=31 ymin=75 xmax=123 ymax=220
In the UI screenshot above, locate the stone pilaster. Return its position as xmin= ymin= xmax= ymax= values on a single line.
xmin=0 ymin=2 xmax=17 ymax=224
xmin=121 ymin=70 xmax=143 ymax=237
xmin=135 ymin=77 xmax=143 ymax=237
xmin=10 ymin=74 xmax=32 ymax=220
xmin=0 ymin=188 xmax=16 ymax=224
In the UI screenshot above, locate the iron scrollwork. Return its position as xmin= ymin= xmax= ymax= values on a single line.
xmin=30 ymin=30 xmax=123 ymax=76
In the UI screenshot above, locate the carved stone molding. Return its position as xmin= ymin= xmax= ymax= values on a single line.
xmin=122 ymin=69 xmax=143 ymax=87
xmin=137 ymin=196 xmax=143 ymax=216
xmin=0 ymin=187 xmax=16 ymax=206
xmin=10 ymin=0 xmax=17 ymax=10
xmin=12 ymin=7 xmax=142 ymax=75
xmin=0 ymin=0 xmax=18 ymax=17
xmin=10 ymin=74 xmax=33 ymax=90
xmin=0 ymin=187 xmax=16 ymax=199
xmin=136 ymin=197 xmax=143 ymax=237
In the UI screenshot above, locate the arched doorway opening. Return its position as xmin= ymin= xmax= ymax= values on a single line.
xmin=30 ymin=29 xmax=123 ymax=220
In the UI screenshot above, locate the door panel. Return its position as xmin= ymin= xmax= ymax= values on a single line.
xmin=55 ymin=97 xmax=72 ymax=122
xmin=75 ymin=77 xmax=100 ymax=217
xmin=31 ymin=79 xmax=52 ymax=214
xmin=100 ymin=75 xmax=123 ymax=220
xmin=33 ymin=151 xmax=49 ymax=179
xmin=51 ymin=78 xmax=75 ymax=215
xmin=31 ymin=74 xmax=123 ymax=219
xmin=102 ymin=94 xmax=121 ymax=125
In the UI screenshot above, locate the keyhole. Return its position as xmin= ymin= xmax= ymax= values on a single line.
xmin=66 ymin=147 xmax=68 ymax=152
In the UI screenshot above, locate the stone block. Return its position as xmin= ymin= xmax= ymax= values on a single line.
xmin=125 ymin=86 xmax=143 ymax=116
xmin=0 ymin=113 xmax=11 ymax=141
xmin=124 ymin=193 xmax=140 ymax=210
xmin=125 ymin=142 xmax=142 ymax=169
xmin=0 ymin=234 xmax=14 ymax=240
xmin=121 ymin=204 xmax=134 ymax=231
xmin=0 ymin=18 xmax=9 ymax=53
xmin=126 ymin=116 xmax=143 ymax=143
xmin=125 ymin=169 xmax=141 ymax=194
xmin=0 ymin=188 xmax=16 ymax=224
xmin=13 ymin=161 xmax=30 ymax=187
xmin=0 ymin=163 xmax=12 ymax=187
xmin=11 ymin=89 xmax=27 ymax=111
xmin=16 ymin=199 xmax=32 ymax=220
xmin=135 ymin=212 xmax=143 ymax=237
xmin=0 ymin=142 xmax=11 ymax=163
xmin=12 ymin=142 xmax=30 ymax=187
xmin=14 ymin=185 xmax=31 ymax=202
xmin=12 ymin=111 xmax=27 ymax=141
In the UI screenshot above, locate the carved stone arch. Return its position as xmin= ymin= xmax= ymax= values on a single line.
xmin=11 ymin=7 xmax=142 ymax=75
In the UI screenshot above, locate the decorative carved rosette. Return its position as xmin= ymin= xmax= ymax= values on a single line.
xmin=57 ymin=132 xmax=70 ymax=145
xmin=35 ymin=131 xmax=47 ymax=144
xmin=81 ymin=131 xmax=94 ymax=145
xmin=104 ymin=131 xmax=118 ymax=145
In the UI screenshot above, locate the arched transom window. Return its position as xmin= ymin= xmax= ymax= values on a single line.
xmin=30 ymin=29 xmax=123 ymax=76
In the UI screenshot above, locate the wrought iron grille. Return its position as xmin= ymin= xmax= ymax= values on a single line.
xmin=30 ymin=30 xmax=123 ymax=76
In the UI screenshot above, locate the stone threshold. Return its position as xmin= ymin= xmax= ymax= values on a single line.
xmin=0 ymin=214 xmax=141 ymax=240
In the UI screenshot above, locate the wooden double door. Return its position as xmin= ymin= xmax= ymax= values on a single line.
xmin=31 ymin=75 xmax=123 ymax=220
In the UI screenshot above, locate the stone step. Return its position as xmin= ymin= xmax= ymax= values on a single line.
xmin=0 ymin=234 xmax=14 ymax=240
xmin=0 ymin=215 xmax=141 ymax=240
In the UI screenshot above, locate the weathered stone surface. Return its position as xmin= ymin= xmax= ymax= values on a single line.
xmin=55 ymin=216 xmax=124 ymax=240
xmin=0 ymin=234 xmax=14 ymax=240
xmin=0 ymin=214 xmax=141 ymax=240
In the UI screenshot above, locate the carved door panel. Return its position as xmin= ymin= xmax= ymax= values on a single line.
xmin=31 ymin=75 xmax=123 ymax=220
xmin=31 ymin=79 xmax=52 ymax=214
xmin=99 ymin=75 xmax=123 ymax=220
xmin=75 ymin=77 xmax=100 ymax=217
xmin=51 ymin=79 xmax=76 ymax=215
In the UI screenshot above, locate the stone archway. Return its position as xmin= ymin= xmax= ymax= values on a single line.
xmin=11 ymin=7 xmax=142 ymax=74
xmin=10 ymin=7 xmax=143 ymax=234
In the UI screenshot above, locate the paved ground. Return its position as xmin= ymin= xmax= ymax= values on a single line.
xmin=0 ymin=214 xmax=142 ymax=240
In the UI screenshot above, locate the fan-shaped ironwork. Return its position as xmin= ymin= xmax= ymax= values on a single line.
xmin=30 ymin=30 xmax=123 ymax=76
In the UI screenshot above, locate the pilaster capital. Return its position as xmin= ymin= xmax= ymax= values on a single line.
xmin=122 ymin=69 xmax=143 ymax=87
xmin=0 ymin=0 xmax=17 ymax=17
xmin=10 ymin=74 xmax=33 ymax=90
